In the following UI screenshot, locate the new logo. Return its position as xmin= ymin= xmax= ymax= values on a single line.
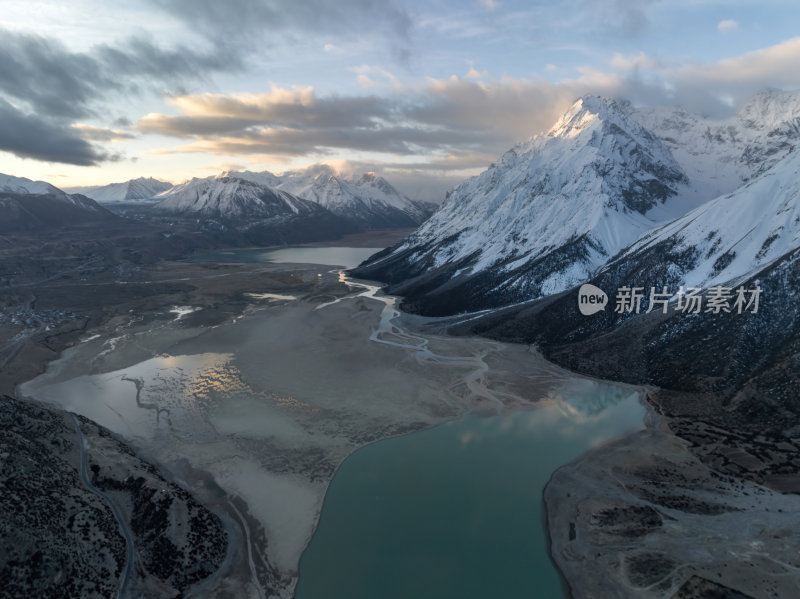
xmin=578 ymin=283 xmax=608 ymax=315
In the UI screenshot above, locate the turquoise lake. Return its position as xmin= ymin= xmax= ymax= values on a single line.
xmin=25 ymin=242 xmax=648 ymax=597
xmin=189 ymin=246 xmax=382 ymax=268
xmin=296 ymin=387 xmax=644 ymax=599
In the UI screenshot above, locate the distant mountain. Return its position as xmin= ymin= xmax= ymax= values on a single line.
xmin=67 ymin=177 xmax=173 ymax=203
xmin=632 ymin=89 xmax=800 ymax=213
xmin=218 ymin=170 xmax=281 ymax=188
xmin=353 ymin=96 xmax=689 ymax=315
xmin=369 ymin=90 xmax=800 ymax=411
xmin=155 ymin=176 xmax=322 ymax=218
xmin=612 ymin=144 xmax=800 ymax=292
xmin=152 ymin=176 xmax=354 ymax=244
xmin=0 ymin=173 xmax=116 ymax=233
xmin=1 ymin=174 xmax=67 ymax=198
xmin=221 ymin=165 xmax=435 ymax=229
xmin=463 ymin=145 xmax=800 ymax=408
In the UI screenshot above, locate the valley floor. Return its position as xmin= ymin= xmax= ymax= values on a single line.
xmin=2 ymin=234 xmax=798 ymax=599
xmin=546 ymin=395 xmax=800 ymax=599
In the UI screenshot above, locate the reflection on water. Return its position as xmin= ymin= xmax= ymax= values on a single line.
xmin=190 ymin=247 xmax=382 ymax=268
xmin=296 ymin=388 xmax=643 ymax=599
xmin=20 ymin=254 xmax=647 ymax=598
xmin=21 ymin=351 xmax=324 ymax=445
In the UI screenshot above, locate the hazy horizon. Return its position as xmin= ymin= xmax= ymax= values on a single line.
xmin=3 ymin=0 xmax=800 ymax=202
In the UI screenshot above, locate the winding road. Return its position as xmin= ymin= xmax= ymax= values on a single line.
xmin=70 ymin=413 xmax=136 ymax=599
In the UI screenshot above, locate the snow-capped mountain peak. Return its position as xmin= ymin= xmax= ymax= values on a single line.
xmin=153 ymin=176 xmax=319 ymax=218
xmin=0 ymin=172 xmax=114 ymax=230
xmin=736 ymin=88 xmax=800 ymax=131
xmin=0 ymin=173 xmax=67 ymax=198
xmin=547 ymin=95 xmax=625 ymax=138
xmin=616 ymin=142 xmax=800 ymax=291
xmin=632 ymin=88 xmax=800 ymax=206
xmin=352 ymin=95 xmax=689 ymax=314
xmin=67 ymin=177 xmax=173 ymax=203
xmin=216 ymin=170 xmax=281 ymax=188
xmin=217 ymin=166 xmax=433 ymax=229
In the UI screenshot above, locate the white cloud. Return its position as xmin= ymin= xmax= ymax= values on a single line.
xmin=71 ymin=123 xmax=135 ymax=142
xmin=717 ymin=19 xmax=740 ymax=33
xmin=135 ymin=38 xmax=800 ymax=185
xmin=465 ymin=61 xmax=488 ymax=80
xmin=350 ymin=65 xmax=399 ymax=89
xmin=609 ymin=51 xmax=661 ymax=71
xmin=674 ymin=36 xmax=800 ymax=87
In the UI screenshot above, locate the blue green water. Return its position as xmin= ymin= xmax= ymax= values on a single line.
xmin=189 ymin=246 xmax=382 ymax=269
xmin=295 ymin=386 xmax=644 ymax=599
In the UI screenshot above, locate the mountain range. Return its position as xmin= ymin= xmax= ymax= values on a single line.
xmin=351 ymin=96 xmax=800 ymax=599
xmin=0 ymin=174 xmax=116 ymax=233
xmin=65 ymin=167 xmax=434 ymax=232
xmin=0 ymin=165 xmax=432 ymax=244
xmin=66 ymin=177 xmax=172 ymax=204
xmin=151 ymin=175 xmax=354 ymax=245
xmin=354 ymin=89 xmax=800 ymax=319
xmin=219 ymin=165 xmax=435 ymax=229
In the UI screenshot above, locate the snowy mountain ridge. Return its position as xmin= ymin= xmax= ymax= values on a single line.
xmin=0 ymin=173 xmax=65 ymax=197
xmin=68 ymin=177 xmax=173 ymax=204
xmin=0 ymin=172 xmax=108 ymax=213
xmin=353 ymin=90 xmax=800 ymax=316
xmin=613 ymin=142 xmax=800 ymax=292
xmin=219 ymin=165 xmax=434 ymax=228
xmin=353 ymin=95 xmax=689 ymax=313
xmin=153 ymin=176 xmax=321 ymax=219
xmin=631 ymin=88 xmax=800 ymax=215
xmin=0 ymin=172 xmax=115 ymax=231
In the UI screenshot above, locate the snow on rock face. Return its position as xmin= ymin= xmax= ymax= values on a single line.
xmin=153 ymin=176 xmax=321 ymax=219
xmin=354 ymin=90 xmax=800 ymax=316
xmin=217 ymin=170 xmax=281 ymax=188
xmin=355 ymin=95 xmax=688 ymax=312
xmin=632 ymin=89 xmax=800 ymax=211
xmin=0 ymin=172 xmax=108 ymax=213
xmin=0 ymin=173 xmax=68 ymax=198
xmin=69 ymin=177 xmax=173 ymax=203
xmin=0 ymin=173 xmax=115 ymax=231
xmin=616 ymin=143 xmax=800 ymax=291
xmin=222 ymin=165 xmax=433 ymax=228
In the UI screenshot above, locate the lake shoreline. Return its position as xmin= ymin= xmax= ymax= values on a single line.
xmin=14 ymin=247 xmax=653 ymax=598
xmin=13 ymin=240 xmax=782 ymax=599
xmin=543 ymin=388 xmax=800 ymax=598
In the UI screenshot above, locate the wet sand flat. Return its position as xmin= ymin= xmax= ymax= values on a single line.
xmin=20 ymin=263 xmax=641 ymax=598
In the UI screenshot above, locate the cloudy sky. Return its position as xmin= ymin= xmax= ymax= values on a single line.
xmin=3 ymin=0 xmax=800 ymax=200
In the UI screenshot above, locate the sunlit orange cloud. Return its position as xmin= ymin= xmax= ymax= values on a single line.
xmin=71 ymin=124 xmax=136 ymax=142
xmin=674 ymin=36 xmax=800 ymax=85
xmin=169 ymin=86 xmax=316 ymax=117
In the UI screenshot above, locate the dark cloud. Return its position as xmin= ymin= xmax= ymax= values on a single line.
xmin=136 ymin=85 xmax=511 ymax=160
xmin=545 ymin=0 xmax=659 ymax=39
xmin=138 ymin=92 xmax=394 ymax=137
xmin=0 ymin=99 xmax=110 ymax=166
xmin=0 ymin=0 xmax=414 ymax=166
xmin=134 ymin=78 xmax=618 ymax=162
xmin=0 ymin=31 xmax=104 ymax=120
xmin=595 ymin=0 xmax=658 ymax=37
xmin=157 ymin=123 xmax=497 ymax=158
xmin=0 ymin=27 xmax=233 ymax=165
xmin=0 ymin=29 xmax=232 ymax=120
xmin=150 ymin=0 xmax=413 ymax=61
